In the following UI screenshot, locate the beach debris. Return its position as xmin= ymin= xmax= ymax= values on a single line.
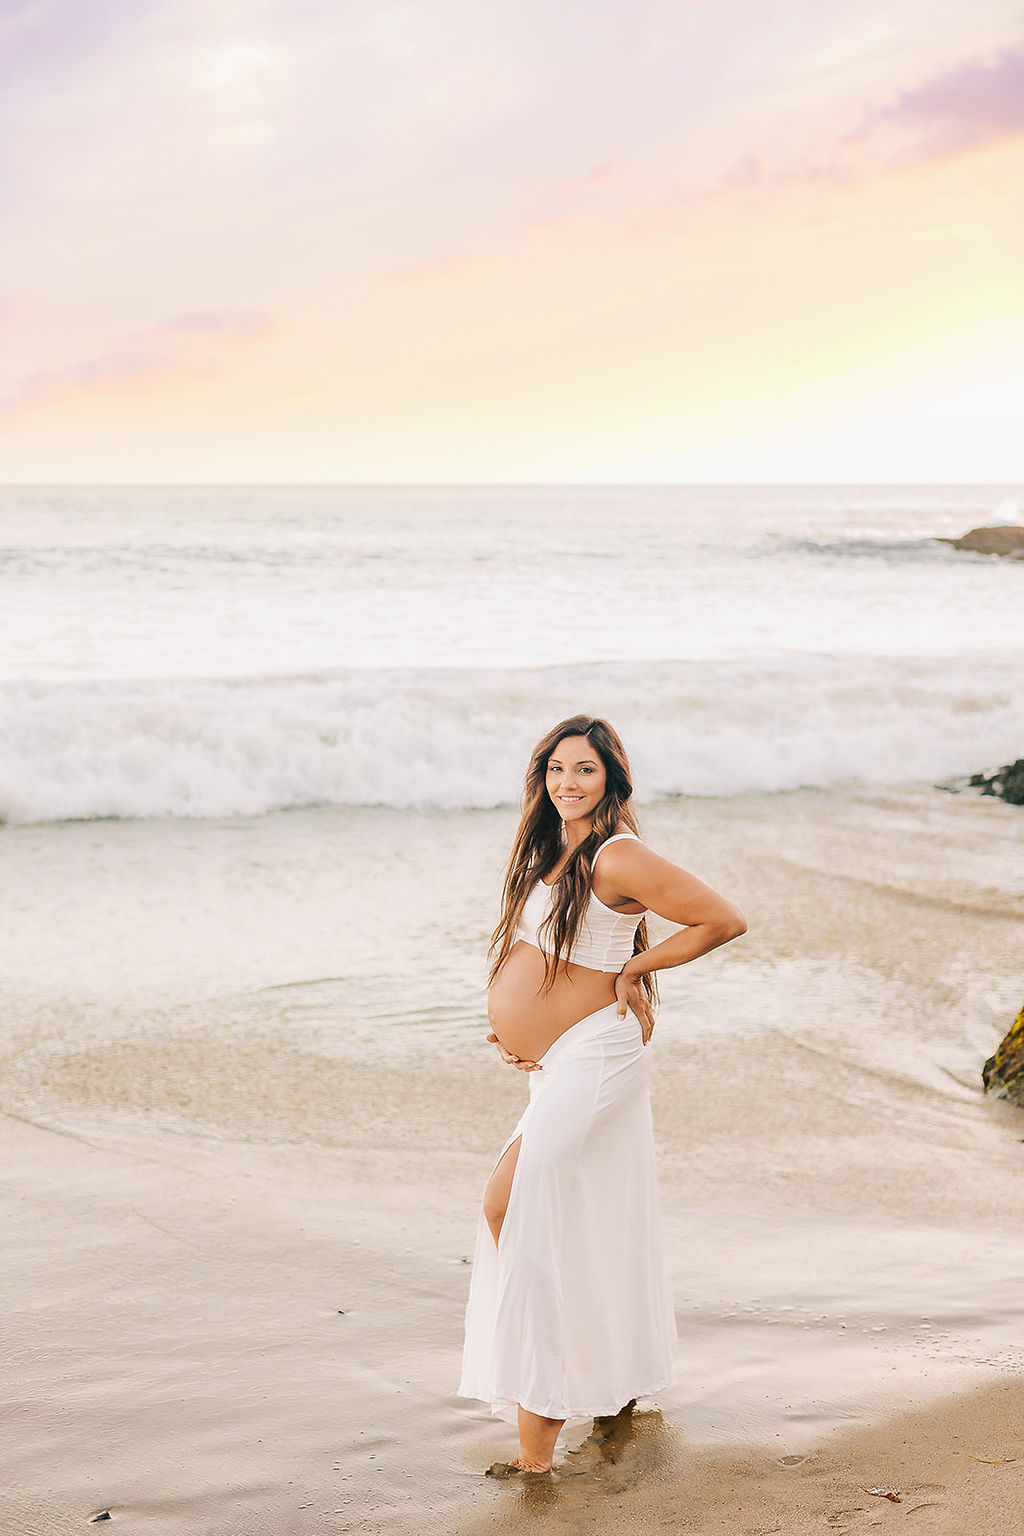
xmin=863 ymin=1485 xmax=901 ymax=1502
xmin=89 ymin=1515 xmax=112 ymax=1524
xmin=779 ymin=1454 xmax=806 ymax=1466
xmin=983 ymin=1001 xmax=1024 ymax=1108
xmin=936 ymin=525 xmax=1024 ymax=558
xmin=968 ymin=1455 xmax=1018 ymax=1464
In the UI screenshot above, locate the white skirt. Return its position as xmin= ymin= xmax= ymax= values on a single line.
xmin=458 ymin=1002 xmax=676 ymax=1422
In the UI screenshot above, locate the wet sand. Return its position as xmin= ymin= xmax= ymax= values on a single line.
xmin=464 ymin=1382 xmax=1024 ymax=1535
xmin=2 ymin=786 xmax=1023 ymax=1533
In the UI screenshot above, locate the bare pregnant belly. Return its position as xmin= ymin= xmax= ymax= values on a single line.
xmin=487 ymin=941 xmax=618 ymax=1062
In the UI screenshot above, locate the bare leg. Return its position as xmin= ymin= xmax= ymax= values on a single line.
xmin=512 ymin=1405 xmax=564 ymax=1472
xmin=483 ymin=1135 xmax=521 ymax=1245
xmin=484 ymin=1137 xmax=563 ymax=1473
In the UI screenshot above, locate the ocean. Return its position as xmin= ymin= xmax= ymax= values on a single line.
xmin=1 ymin=482 xmax=1022 ymax=824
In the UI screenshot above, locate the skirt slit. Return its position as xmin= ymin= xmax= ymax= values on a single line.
xmin=459 ymin=1002 xmax=676 ymax=1424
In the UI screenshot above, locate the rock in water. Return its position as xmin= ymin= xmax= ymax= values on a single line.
xmin=983 ymin=1003 xmax=1024 ymax=1106
xmin=937 ymin=525 xmax=1024 ymax=557
xmin=968 ymin=760 xmax=1024 ymax=805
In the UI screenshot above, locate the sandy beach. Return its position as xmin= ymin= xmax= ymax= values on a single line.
xmin=3 ymin=784 xmax=1023 ymax=1534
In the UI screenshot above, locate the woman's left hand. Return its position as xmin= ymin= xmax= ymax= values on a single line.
xmin=615 ymin=967 xmax=655 ymax=1045
xmin=486 ymin=1032 xmax=541 ymax=1071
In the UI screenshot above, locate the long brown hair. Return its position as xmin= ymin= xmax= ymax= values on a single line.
xmin=488 ymin=716 xmax=657 ymax=1004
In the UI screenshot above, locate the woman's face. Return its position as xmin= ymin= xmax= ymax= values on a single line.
xmin=545 ymin=735 xmax=607 ymax=824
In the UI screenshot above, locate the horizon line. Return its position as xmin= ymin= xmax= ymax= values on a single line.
xmin=1 ymin=478 xmax=1021 ymax=491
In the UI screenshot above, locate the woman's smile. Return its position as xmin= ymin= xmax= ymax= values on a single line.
xmin=545 ymin=734 xmax=608 ymax=822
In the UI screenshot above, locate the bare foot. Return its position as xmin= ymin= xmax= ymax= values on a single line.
xmin=485 ymin=1457 xmax=552 ymax=1478
xmin=510 ymin=1455 xmax=552 ymax=1473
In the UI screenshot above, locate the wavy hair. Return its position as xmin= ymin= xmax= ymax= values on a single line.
xmin=488 ymin=715 xmax=656 ymax=1004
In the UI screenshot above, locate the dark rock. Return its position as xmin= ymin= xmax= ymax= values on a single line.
xmin=968 ymin=760 xmax=1024 ymax=805
xmin=937 ymin=525 xmax=1024 ymax=557
xmin=983 ymin=1003 xmax=1024 ymax=1107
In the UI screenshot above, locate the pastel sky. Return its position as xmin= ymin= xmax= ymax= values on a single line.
xmin=2 ymin=0 xmax=1023 ymax=482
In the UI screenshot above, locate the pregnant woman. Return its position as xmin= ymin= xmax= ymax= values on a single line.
xmin=459 ymin=715 xmax=746 ymax=1474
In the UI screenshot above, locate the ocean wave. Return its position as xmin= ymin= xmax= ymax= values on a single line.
xmin=1 ymin=658 xmax=1022 ymax=823
xmin=776 ymin=536 xmax=955 ymax=563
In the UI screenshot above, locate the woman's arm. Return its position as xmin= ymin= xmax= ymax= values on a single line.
xmin=596 ymin=840 xmax=746 ymax=1041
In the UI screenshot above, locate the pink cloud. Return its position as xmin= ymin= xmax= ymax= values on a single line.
xmin=720 ymin=152 xmax=855 ymax=193
xmin=383 ymin=250 xmax=488 ymax=288
xmin=717 ymin=48 xmax=1024 ymax=197
xmin=883 ymin=49 xmax=1024 ymax=144
xmin=853 ymin=48 xmax=1024 ymax=165
xmin=0 ymin=307 xmax=275 ymax=420
xmin=155 ymin=309 xmax=274 ymax=341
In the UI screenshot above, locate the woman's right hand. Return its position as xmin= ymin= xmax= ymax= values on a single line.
xmin=486 ymin=1032 xmax=541 ymax=1071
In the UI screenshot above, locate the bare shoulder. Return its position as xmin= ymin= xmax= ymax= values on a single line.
xmin=594 ymin=836 xmax=690 ymax=901
xmin=596 ymin=837 xmax=681 ymax=879
xmin=596 ymin=835 xmax=745 ymax=929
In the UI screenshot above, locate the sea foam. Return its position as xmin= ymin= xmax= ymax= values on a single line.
xmin=2 ymin=657 xmax=1021 ymax=823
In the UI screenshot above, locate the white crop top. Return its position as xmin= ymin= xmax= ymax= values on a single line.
xmin=515 ymin=833 xmax=645 ymax=973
